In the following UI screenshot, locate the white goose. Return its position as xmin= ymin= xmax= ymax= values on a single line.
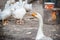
xmin=4 ymin=0 xmax=10 ymax=9
xmin=5 ymin=0 xmax=15 ymax=8
xmin=22 ymin=0 xmax=32 ymax=11
xmin=31 ymin=12 xmax=53 ymax=40
xmin=12 ymin=0 xmax=26 ymax=24
xmin=0 ymin=0 xmax=15 ymax=25
xmin=0 ymin=7 xmax=11 ymax=25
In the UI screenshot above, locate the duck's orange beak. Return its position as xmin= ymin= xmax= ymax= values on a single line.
xmin=32 ymin=12 xmax=37 ymax=17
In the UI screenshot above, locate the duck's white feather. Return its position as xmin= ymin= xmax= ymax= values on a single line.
xmin=24 ymin=4 xmax=32 ymax=11
xmin=0 ymin=0 xmax=13 ymax=20
xmin=0 ymin=8 xmax=11 ymax=20
xmin=4 ymin=1 xmax=10 ymax=9
xmin=12 ymin=1 xmax=26 ymax=19
xmin=13 ymin=8 xmax=26 ymax=19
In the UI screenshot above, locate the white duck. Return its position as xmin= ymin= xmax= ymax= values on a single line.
xmin=5 ymin=0 xmax=15 ymax=8
xmin=0 ymin=7 xmax=11 ymax=25
xmin=12 ymin=0 xmax=26 ymax=24
xmin=31 ymin=12 xmax=53 ymax=40
xmin=0 ymin=0 xmax=15 ymax=25
xmin=4 ymin=0 xmax=10 ymax=9
xmin=22 ymin=0 xmax=32 ymax=11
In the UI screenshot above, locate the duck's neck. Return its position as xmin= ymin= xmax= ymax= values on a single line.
xmin=0 ymin=9 xmax=1 ymax=12
xmin=19 ymin=0 xmax=23 ymax=4
xmin=19 ymin=0 xmax=24 ymax=7
xmin=35 ymin=15 xmax=45 ymax=40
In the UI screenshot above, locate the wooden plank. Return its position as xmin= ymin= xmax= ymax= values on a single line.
xmin=52 ymin=8 xmax=60 ymax=10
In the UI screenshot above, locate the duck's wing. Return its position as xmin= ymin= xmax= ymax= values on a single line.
xmin=0 ymin=9 xmax=11 ymax=20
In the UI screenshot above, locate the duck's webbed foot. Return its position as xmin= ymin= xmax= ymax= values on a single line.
xmin=20 ymin=19 xmax=24 ymax=25
xmin=2 ymin=19 xmax=8 ymax=26
xmin=16 ymin=19 xmax=24 ymax=25
xmin=16 ymin=19 xmax=20 ymax=25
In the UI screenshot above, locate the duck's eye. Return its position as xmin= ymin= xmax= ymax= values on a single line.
xmin=32 ymin=12 xmax=37 ymax=17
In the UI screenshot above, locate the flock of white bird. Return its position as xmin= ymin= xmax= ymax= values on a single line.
xmin=0 ymin=0 xmax=32 ymax=25
xmin=0 ymin=0 xmax=53 ymax=40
